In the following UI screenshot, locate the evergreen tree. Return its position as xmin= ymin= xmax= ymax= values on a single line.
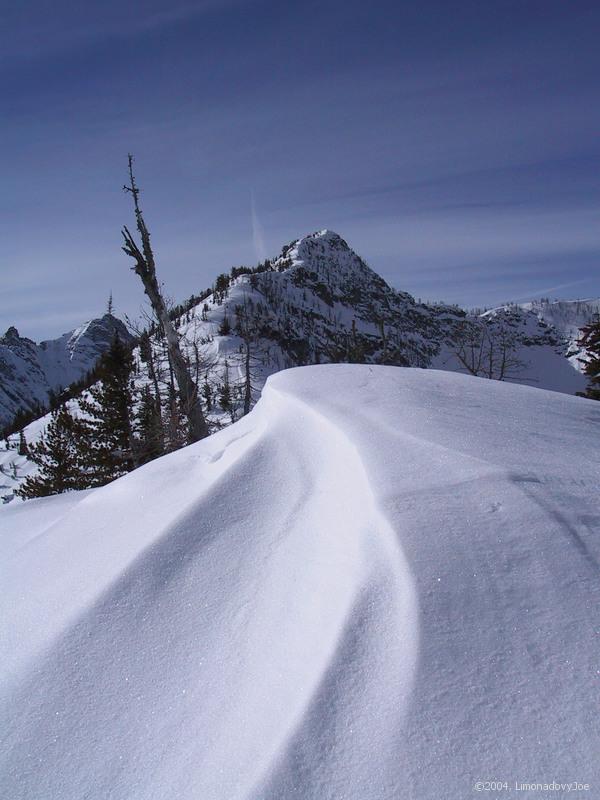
xmin=79 ymin=334 xmax=137 ymax=485
xmin=136 ymin=385 xmax=165 ymax=464
xmin=218 ymin=314 xmax=231 ymax=335
xmin=139 ymin=330 xmax=163 ymax=411
xmin=139 ymin=330 xmax=152 ymax=364
xmin=347 ymin=318 xmax=365 ymax=363
xmin=165 ymin=383 xmax=186 ymax=452
xmin=577 ymin=316 xmax=600 ymax=400
xmin=202 ymin=377 xmax=213 ymax=411
xmin=234 ymin=300 xmax=261 ymax=415
xmin=219 ymin=362 xmax=232 ymax=415
xmin=17 ymin=406 xmax=85 ymax=498
xmin=18 ymin=430 xmax=28 ymax=456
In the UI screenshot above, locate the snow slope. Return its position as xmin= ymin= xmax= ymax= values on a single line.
xmin=519 ymin=297 xmax=600 ymax=346
xmin=1 ymin=367 xmax=599 ymax=800
xmin=432 ymin=304 xmax=589 ymax=395
xmin=2 ymin=232 xmax=595 ymax=502
xmin=0 ymin=314 xmax=132 ymax=428
xmin=518 ymin=298 xmax=600 ymax=372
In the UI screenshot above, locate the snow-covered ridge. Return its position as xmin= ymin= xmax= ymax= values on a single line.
xmin=476 ymin=297 xmax=600 ymax=377
xmin=181 ymin=228 xmax=466 ymax=373
xmin=0 ymin=313 xmax=132 ymax=428
xmin=1 ymin=365 xmax=598 ymax=798
xmin=280 ymin=228 xmax=392 ymax=296
xmin=518 ymin=297 xmax=600 ymax=343
xmin=516 ymin=297 xmax=600 ymax=370
xmin=1 ymin=230 xmax=467 ymax=501
xmin=1 ymin=230 xmax=597 ymax=502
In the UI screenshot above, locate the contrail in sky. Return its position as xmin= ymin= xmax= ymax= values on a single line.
xmin=251 ymin=191 xmax=267 ymax=263
xmin=513 ymin=278 xmax=589 ymax=303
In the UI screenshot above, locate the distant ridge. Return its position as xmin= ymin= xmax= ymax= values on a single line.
xmin=0 ymin=230 xmax=596 ymax=502
xmin=0 ymin=313 xmax=132 ymax=428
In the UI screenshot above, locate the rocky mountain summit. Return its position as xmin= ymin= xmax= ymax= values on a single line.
xmin=168 ymin=230 xmax=588 ymax=405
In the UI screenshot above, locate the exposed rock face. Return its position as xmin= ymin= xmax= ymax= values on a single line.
xmin=204 ymin=229 xmax=467 ymax=371
xmin=0 ymin=314 xmax=132 ymax=427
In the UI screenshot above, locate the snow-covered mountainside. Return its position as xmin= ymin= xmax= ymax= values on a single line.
xmin=179 ymin=228 xmax=465 ymax=376
xmin=432 ymin=302 xmax=589 ymax=394
xmin=0 ymin=230 xmax=464 ymax=499
xmin=0 ymin=230 xmax=595 ymax=502
xmin=517 ymin=298 xmax=600 ymax=369
xmin=436 ymin=298 xmax=600 ymax=387
xmin=1 ymin=366 xmax=598 ymax=799
xmin=519 ymin=297 xmax=600 ymax=343
xmin=156 ymin=229 xmax=590 ymax=405
xmin=0 ymin=314 xmax=132 ymax=428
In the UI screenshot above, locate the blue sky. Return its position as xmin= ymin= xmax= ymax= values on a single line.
xmin=2 ymin=0 xmax=600 ymax=339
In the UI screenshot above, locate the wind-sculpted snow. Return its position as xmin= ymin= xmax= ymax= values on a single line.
xmin=1 ymin=366 xmax=599 ymax=799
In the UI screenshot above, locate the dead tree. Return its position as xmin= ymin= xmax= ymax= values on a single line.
xmin=453 ymin=317 xmax=526 ymax=381
xmin=235 ymin=298 xmax=263 ymax=415
xmin=121 ymin=155 xmax=208 ymax=442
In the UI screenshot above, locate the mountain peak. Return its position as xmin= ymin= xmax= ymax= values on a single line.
xmin=308 ymin=228 xmax=347 ymax=242
xmin=288 ymin=228 xmax=350 ymax=254
xmin=67 ymin=314 xmax=131 ymax=356
xmin=2 ymin=326 xmax=20 ymax=341
xmin=0 ymin=313 xmax=132 ymax=429
xmin=273 ymin=229 xmax=379 ymax=297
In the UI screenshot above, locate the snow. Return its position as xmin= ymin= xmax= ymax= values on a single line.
xmin=518 ymin=297 xmax=600 ymax=346
xmin=0 ymin=401 xmax=82 ymax=503
xmin=3 ymin=231 xmax=597 ymax=503
xmin=1 ymin=365 xmax=599 ymax=799
xmin=432 ymin=339 xmax=588 ymax=395
xmin=432 ymin=300 xmax=593 ymax=395
xmin=517 ymin=298 xmax=600 ymax=373
xmin=0 ymin=314 xmax=131 ymax=428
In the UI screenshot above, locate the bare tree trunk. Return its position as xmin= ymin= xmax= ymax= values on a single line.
xmin=121 ymin=155 xmax=208 ymax=442
xmin=146 ymin=347 xmax=163 ymax=424
xmin=378 ymin=318 xmax=387 ymax=364
xmin=243 ymin=341 xmax=252 ymax=416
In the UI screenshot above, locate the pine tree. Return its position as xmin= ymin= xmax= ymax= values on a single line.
xmin=17 ymin=406 xmax=86 ymax=498
xmin=165 ymin=383 xmax=186 ymax=452
xmin=347 ymin=318 xmax=365 ymax=363
xmin=218 ymin=361 xmax=234 ymax=420
xmin=18 ymin=430 xmax=28 ymax=456
xmin=136 ymin=385 xmax=164 ymax=464
xmin=79 ymin=334 xmax=137 ymax=485
xmin=235 ymin=300 xmax=261 ymax=415
xmin=202 ymin=377 xmax=213 ymax=411
xmin=219 ymin=314 xmax=231 ymax=335
xmin=577 ymin=315 xmax=600 ymax=400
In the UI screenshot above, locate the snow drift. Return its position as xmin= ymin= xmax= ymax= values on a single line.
xmin=1 ymin=366 xmax=599 ymax=799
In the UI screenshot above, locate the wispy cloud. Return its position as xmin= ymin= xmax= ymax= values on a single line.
xmin=251 ymin=192 xmax=267 ymax=263
xmin=3 ymin=0 xmax=600 ymax=337
xmin=512 ymin=279 xmax=590 ymax=303
xmin=0 ymin=0 xmax=248 ymax=61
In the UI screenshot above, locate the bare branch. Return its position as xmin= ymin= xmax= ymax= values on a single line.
xmin=121 ymin=156 xmax=208 ymax=442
